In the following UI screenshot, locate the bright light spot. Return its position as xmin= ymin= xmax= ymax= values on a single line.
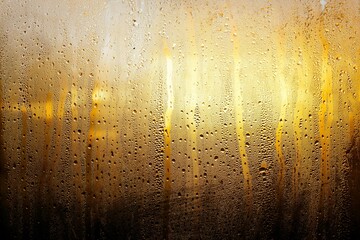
xmin=320 ymin=0 xmax=327 ymax=12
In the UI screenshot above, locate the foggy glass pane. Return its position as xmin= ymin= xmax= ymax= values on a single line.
xmin=0 ymin=0 xmax=359 ymax=239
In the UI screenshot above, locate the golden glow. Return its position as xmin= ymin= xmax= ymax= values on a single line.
xmin=92 ymin=87 xmax=108 ymax=102
xmin=318 ymin=17 xmax=334 ymax=202
xmin=45 ymin=94 xmax=53 ymax=121
xmin=1 ymin=0 xmax=360 ymax=239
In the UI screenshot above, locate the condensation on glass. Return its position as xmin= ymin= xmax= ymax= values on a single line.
xmin=0 ymin=0 xmax=359 ymax=239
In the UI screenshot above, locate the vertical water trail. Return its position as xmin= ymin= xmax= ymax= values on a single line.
xmin=70 ymin=73 xmax=84 ymax=237
xmin=162 ymin=40 xmax=173 ymax=239
xmin=34 ymin=92 xmax=53 ymax=238
xmin=274 ymin=30 xmax=288 ymax=202
xmin=185 ymin=8 xmax=200 ymax=223
xmin=85 ymin=81 xmax=98 ymax=239
xmin=231 ymin=24 xmax=253 ymax=208
xmin=39 ymin=93 xmax=54 ymax=191
xmin=0 ymin=57 xmax=5 ymax=236
xmin=292 ymin=33 xmax=308 ymax=202
xmin=49 ymin=79 xmax=68 ymax=193
xmin=188 ymin=9 xmax=201 ymax=237
xmin=317 ymin=12 xmax=334 ymax=233
xmin=20 ymin=105 xmax=29 ymax=238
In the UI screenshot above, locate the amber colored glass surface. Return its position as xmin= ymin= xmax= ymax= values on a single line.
xmin=0 ymin=0 xmax=360 ymax=239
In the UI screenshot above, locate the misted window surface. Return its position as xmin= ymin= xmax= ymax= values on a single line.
xmin=0 ymin=0 xmax=359 ymax=239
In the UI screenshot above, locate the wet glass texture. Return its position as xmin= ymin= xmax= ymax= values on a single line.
xmin=0 ymin=0 xmax=360 ymax=239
